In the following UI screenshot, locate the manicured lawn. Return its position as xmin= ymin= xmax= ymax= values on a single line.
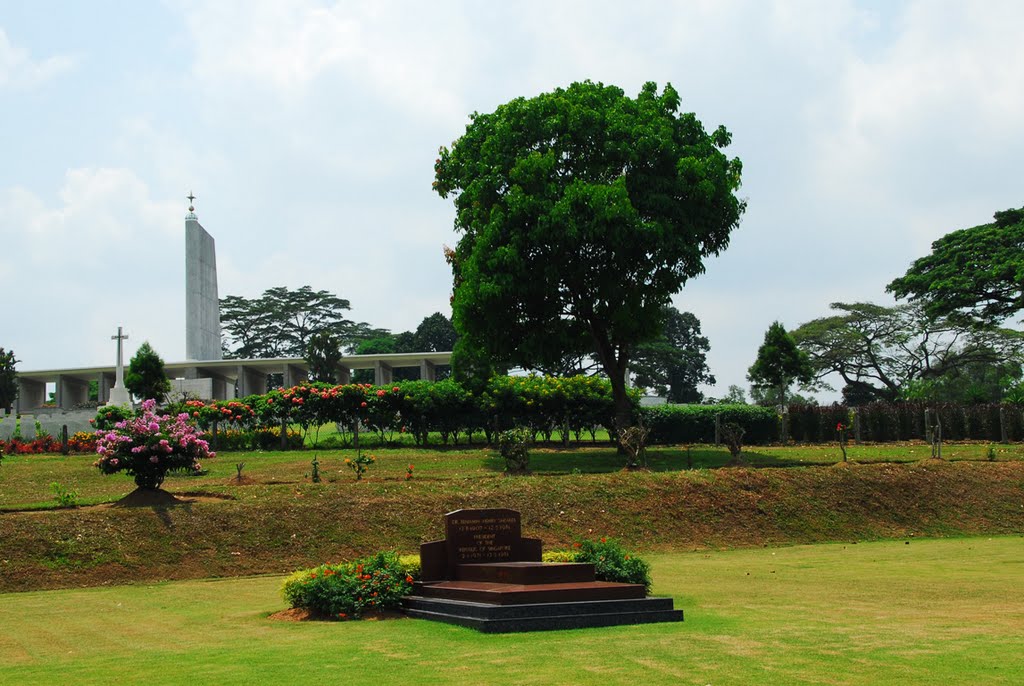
xmin=0 ymin=537 xmax=1020 ymax=685
xmin=2 ymin=442 xmax=1021 ymax=510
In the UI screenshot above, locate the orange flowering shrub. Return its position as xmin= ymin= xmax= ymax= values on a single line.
xmin=281 ymin=551 xmax=415 ymax=619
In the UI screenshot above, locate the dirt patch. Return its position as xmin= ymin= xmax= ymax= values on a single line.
xmin=267 ymin=607 xmax=406 ymax=622
xmin=228 ymin=476 xmax=259 ymax=486
xmin=268 ymin=607 xmax=315 ymax=621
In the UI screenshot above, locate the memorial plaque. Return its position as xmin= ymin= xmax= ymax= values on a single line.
xmin=445 ymin=508 xmax=522 ymax=565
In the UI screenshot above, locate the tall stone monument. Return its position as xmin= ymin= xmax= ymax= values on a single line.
xmin=184 ymin=193 xmax=222 ymax=361
xmin=104 ymin=326 xmax=132 ymax=407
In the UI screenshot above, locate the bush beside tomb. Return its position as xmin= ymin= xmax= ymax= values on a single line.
xmin=282 ymin=551 xmax=417 ymax=619
xmin=572 ymin=539 xmax=652 ymax=591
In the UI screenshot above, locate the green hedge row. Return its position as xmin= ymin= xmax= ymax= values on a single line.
xmin=167 ymin=375 xmax=628 ymax=447
xmin=787 ymin=402 xmax=1024 ymax=443
xmin=641 ymin=404 xmax=778 ymax=445
xmin=159 ymin=381 xmax=1024 ymax=447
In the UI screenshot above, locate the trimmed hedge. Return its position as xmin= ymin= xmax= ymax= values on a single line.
xmin=642 ymin=404 xmax=778 ymax=445
xmin=125 ymin=380 xmax=1024 ymax=448
xmin=788 ymin=401 xmax=1024 ymax=443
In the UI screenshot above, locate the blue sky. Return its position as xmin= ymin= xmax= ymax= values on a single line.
xmin=2 ymin=1 xmax=1022 ymax=401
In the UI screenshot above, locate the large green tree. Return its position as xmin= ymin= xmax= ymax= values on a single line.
xmin=221 ymin=286 xmax=382 ymax=358
xmin=434 ymin=80 xmax=745 ymax=431
xmin=125 ymin=342 xmax=171 ymax=404
xmin=0 ymin=348 xmax=18 ymax=412
xmin=791 ymin=302 xmax=1023 ymax=403
xmin=305 ymin=332 xmax=343 ymax=383
xmin=747 ymin=322 xmax=813 ymax=406
xmin=413 ymin=312 xmax=458 ymax=352
xmin=887 ymin=206 xmax=1024 ymax=327
xmin=631 ymin=307 xmax=714 ymax=403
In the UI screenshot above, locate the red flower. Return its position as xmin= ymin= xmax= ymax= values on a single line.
xmin=406 ymin=575 xmax=414 ymax=583
xmin=392 ymin=386 xmax=400 ymax=392
xmin=360 ymin=401 xmax=367 ymax=408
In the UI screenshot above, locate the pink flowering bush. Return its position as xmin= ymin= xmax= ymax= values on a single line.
xmin=94 ymin=399 xmax=216 ymax=489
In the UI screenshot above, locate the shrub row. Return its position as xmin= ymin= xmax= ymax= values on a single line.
xmin=122 ymin=379 xmax=1024 ymax=449
xmin=641 ymin=404 xmax=778 ymax=445
xmin=786 ymin=402 xmax=1024 ymax=443
xmin=166 ymin=375 xmax=627 ymax=448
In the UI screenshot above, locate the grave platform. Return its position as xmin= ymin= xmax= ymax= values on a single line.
xmin=401 ymin=509 xmax=684 ymax=633
xmin=404 ymin=595 xmax=682 ymax=633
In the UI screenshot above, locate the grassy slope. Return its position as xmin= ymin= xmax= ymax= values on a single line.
xmin=0 ymin=537 xmax=1022 ymax=685
xmin=1 ymin=444 xmax=1023 ymax=593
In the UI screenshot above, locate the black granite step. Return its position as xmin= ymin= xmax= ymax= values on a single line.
xmin=455 ymin=561 xmax=595 ymax=584
xmin=402 ymin=595 xmax=683 ymax=633
xmin=414 ymin=579 xmax=647 ymax=605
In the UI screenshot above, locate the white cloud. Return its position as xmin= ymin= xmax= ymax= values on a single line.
xmin=178 ymin=0 xmax=476 ymax=122
xmin=0 ymin=27 xmax=74 ymax=90
xmin=807 ymin=1 xmax=1024 ymax=225
xmin=0 ymin=169 xmax=185 ymax=369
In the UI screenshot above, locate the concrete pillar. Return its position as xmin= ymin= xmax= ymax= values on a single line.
xmin=57 ymin=375 xmax=90 ymax=410
xmin=16 ymin=378 xmax=46 ymax=413
xmin=98 ymin=372 xmax=115 ymax=404
xmin=337 ymin=366 xmax=351 ymax=384
xmin=211 ymin=377 xmax=229 ymax=401
xmin=374 ymin=361 xmax=393 ymax=386
xmin=420 ymin=359 xmax=436 ymax=382
xmin=236 ymin=365 xmax=267 ymax=397
xmin=283 ymin=364 xmax=308 ymax=388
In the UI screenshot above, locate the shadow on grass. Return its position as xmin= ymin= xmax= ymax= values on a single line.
xmin=480 ymin=447 xmax=819 ymax=474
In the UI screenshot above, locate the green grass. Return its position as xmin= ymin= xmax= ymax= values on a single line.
xmin=1 ymin=537 xmax=1021 ymax=685
xmin=3 ymin=442 xmax=1021 ymax=510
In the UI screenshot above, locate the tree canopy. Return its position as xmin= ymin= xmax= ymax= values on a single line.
xmin=747 ymin=322 xmax=813 ymax=406
xmin=0 ymin=348 xmax=17 ymax=412
xmin=434 ymin=80 xmax=745 ymax=430
xmin=631 ymin=307 xmax=714 ymax=403
xmin=305 ymin=332 xmax=343 ymax=383
xmin=125 ymin=342 xmax=171 ymax=404
xmin=791 ymin=301 xmax=1023 ymax=403
xmin=220 ymin=286 xmax=383 ymax=359
xmin=887 ymin=206 xmax=1024 ymax=327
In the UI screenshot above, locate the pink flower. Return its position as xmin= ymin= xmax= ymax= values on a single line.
xmin=150 ymin=456 xmax=159 ymax=463
xmin=376 ymin=390 xmax=386 ymax=397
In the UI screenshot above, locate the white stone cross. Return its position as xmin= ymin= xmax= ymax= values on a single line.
xmin=105 ymin=326 xmax=132 ymax=407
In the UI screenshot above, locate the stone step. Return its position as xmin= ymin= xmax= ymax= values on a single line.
xmin=413 ymin=579 xmax=647 ymax=605
xmin=454 ymin=561 xmax=595 ymax=584
xmin=402 ymin=596 xmax=683 ymax=633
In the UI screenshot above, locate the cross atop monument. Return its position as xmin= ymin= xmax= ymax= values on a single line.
xmin=104 ymin=326 xmax=132 ymax=407
xmin=111 ymin=326 xmax=129 ymax=361
xmin=187 ymin=191 xmax=196 ymax=213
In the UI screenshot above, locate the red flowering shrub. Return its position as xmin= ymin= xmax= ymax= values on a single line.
xmin=281 ymin=551 xmax=415 ymax=619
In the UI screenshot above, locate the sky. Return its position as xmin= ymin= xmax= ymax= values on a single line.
xmin=2 ymin=0 xmax=1022 ymax=401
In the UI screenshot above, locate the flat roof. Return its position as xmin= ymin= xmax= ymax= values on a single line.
xmin=16 ymin=352 xmax=453 ymax=383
